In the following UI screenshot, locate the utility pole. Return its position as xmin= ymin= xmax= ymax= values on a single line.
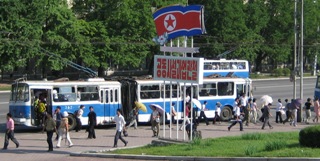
xmin=293 ymin=0 xmax=297 ymax=99
xmin=300 ymin=0 xmax=304 ymax=101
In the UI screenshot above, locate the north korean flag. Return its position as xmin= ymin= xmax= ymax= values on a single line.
xmin=153 ymin=5 xmax=205 ymax=40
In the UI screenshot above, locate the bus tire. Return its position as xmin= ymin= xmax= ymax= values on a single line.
xmin=220 ymin=106 xmax=232 ymax=121
xmin=67 ymin=114 xmax=77 ymax=130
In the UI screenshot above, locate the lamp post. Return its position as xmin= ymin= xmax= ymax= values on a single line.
xmin=293 ymin=0 xmax=298 ymax=99
xmin=300 ymin=0 xmax=304 ymax=102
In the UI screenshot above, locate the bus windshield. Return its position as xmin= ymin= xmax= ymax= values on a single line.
xmin=11 ymin=83 xmax=29 ymax=102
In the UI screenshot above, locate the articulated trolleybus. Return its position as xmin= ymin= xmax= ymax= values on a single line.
xmin=9 ymin=78 xmax=121 ymax=129
xmin=121 ymin=59 xmax=252 ymax=123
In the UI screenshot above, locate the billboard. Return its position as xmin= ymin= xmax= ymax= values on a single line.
xmin=153 ymin=55 xmax=203 ymax=84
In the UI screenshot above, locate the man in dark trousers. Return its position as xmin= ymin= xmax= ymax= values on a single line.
xmin=54 ymin=106 xmax=62 ymax=140
xmin=3 ymin=113 xmax=19 ymax=150
xmin=198 ymin=101 xmax=209 ymax=125
xmin=262 ymin=103 xmax=273 ymax=130
xmin=228 ymin=102 xmax=243 ymax=131
xmin=87 ymin=106 xmax=97 ymax=139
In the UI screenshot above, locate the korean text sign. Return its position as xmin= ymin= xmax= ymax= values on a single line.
xmin=153 ymin=55 xmax=203 ymax=84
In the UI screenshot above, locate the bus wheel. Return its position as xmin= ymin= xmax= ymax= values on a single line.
xmin=220 ymin=106 xmax=232 ymax=121
xmin=67 ymin=114 xmax=77 ymax=130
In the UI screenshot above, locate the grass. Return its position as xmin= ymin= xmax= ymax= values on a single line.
xmin=0 ymin=85 xmax=10 ymax=91
xmin=109 ymin=132 xmax=320 ymax=157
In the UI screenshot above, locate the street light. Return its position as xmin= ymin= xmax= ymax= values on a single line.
xmin=300 ymin=0 xmax=304 ymax=102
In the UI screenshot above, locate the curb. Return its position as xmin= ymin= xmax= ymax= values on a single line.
xmin=70 ymin=152 xmax=320 ymax=161
xmin=0 ymin=90 xmax=10 ymax=93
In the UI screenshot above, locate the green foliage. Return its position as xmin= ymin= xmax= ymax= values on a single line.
xmin=299 ymin=125 xmax=320 ymax=148
xmin=282 ymin=68 xmax=291 ymax=76
xmin=244 ymin=145 xmax=257 ymax=156
xmin=272 ymin=68 xmax=283 ymax=77
xmin=264 ymin=140 xmax=286 ymax=151
xmin=241 ymin=133 xmax=262 ymax=140
xmin=111 ymin=132 xmax=320 ymax=157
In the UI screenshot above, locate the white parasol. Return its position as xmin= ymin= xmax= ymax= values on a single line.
xmin=192 ymin=99 xmax=202 ymax=109
xmin=260 ymin=95 xmax=273 ymax=106
xmin=149 ymin=104 xmax=164 ymax=114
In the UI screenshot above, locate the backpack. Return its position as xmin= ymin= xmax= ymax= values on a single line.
xmin=74 ymin=110 xmax=79 ymax=116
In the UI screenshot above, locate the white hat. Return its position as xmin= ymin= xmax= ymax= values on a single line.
xmin=63 ymin=111 xmax=68 ymax=117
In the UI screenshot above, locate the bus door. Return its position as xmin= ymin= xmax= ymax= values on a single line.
xmin=30 ymin=86 xmax=52 ymax=126
xmin=100 ymin=88 xmax=120 ymax=123
xmin=236 ymin=84 xmax=245 ymax=98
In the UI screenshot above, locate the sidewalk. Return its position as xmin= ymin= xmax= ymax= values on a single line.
xmin=0 ymin=121 xmax=317 ymax=161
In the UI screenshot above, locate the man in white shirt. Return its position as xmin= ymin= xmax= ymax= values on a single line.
xmin=113 ymin=109 xmax=128 ymax=148
xmin=198 ymin=101 xmax=209 ymax=125
xmin=75 ymin=105 xmax=84 ymax=132
xmin=275 ymin=99 xmax=283 ymax=123
xmin=228 ymin=102 xmax=243 ymax=131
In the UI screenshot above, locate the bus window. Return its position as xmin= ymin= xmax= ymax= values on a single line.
xmin=140 ymin=84 xmax=160 ymax=99
xmin=106 ymin=90 xmax=109 ymax=103
xmin=78 ymin=86 xmax=99 ymax=101
xmin=218 ymin=82 xmax=234 ymax=96
xmin=162 ymin=84 xmax=179 ymax=98
xmin=110 ymin=89 xmax=114 ymax=102
xmin=115 ymin=89 xmax=118 ymax=102
xmin=199 ymin=83 xmax=216 ymax=96
xmin=53 ymin=86 xmax=76 ymax=102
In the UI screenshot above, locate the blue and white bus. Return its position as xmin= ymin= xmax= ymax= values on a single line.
xmin=120 ymin=77 xmax=252 ymax=123
xmin=9 ymin=78 xmax=121 ymax=129
xmin=120 ymin=59 xmax=252 ymax=123
xmin=314 ymin=75 xmax=320 ymax=99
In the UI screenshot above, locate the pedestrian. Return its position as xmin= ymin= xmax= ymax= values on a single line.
xmin=151 ymin=105 xmax=160 ymax=137
xmin=261 ymin=103 xmax=273 ymax=130
xmin=87 ymin=106 xmax=97 ymax=139
xmin=251 ymin=98 xmax=258 ymax=124
xmin=179 ymin=102 xmax=191 ymax=131
xmin=38 ymin=99 xmax=47 ymax=125
xmin=243 ymin=98 xmax=251 ymax=126
xmin=42 ymin=112 xmax=56 ymax=152
xmin=56 ymin=111 xmax=73 ymax=148
xmin=233 ymin=97 xmax=240 ymax=117
xmin=2 ymin=113 xmax=19 ymax=150
xmin=313 ymin=97 xmax=320 ymax=123
xmin=228 ymin=102 xmax=243 ymax=131
xmin=213 ymin=102 xmax=221 ymax=124
xmin=275 ymin=99 xmax=283 ymax=123
xmin=113 ymin=109 xmax=128 ymax=148
xmin=304 ymin=98 xmax=312 ymax=124
xmin=126 ymin=107 xmax=138 ymax=129
xmin=75 ymin=105 xmax=84 ymax=132
xmin=170 ymin=102 xmax=177 ymax=124
xmin=198 ymin=101 xmax=209 ymax=125
xmin=283 ymin=99 xmax=293 ymax=125
xmin=54 ymin=106 xmax=63 ymax=140
xmin=290 ymin=99 xmax=298 ymax=127
xmin=284 ymin=99 xmax=290 ymax=121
